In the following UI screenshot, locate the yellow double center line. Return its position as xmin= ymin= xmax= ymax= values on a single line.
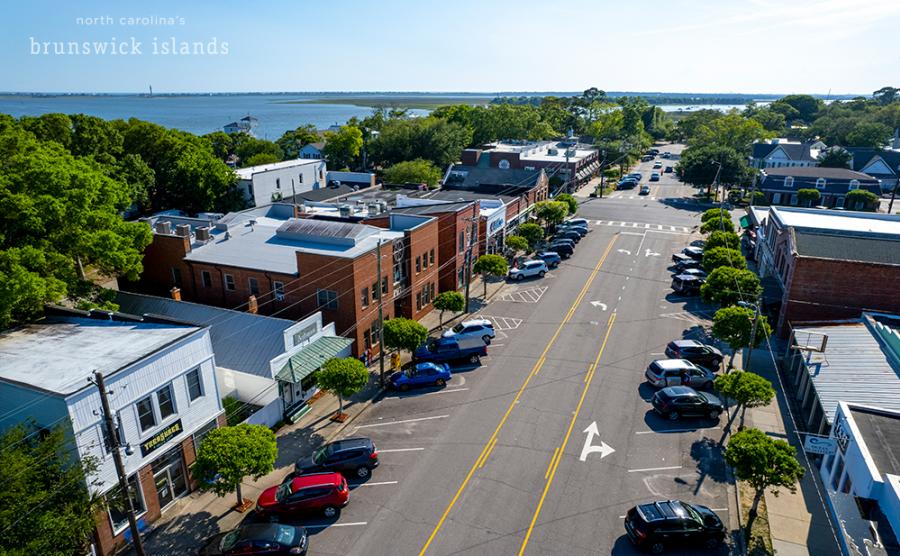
xmin=418 ymin=234 xmax=618 ymax=556
xmin=518 ymin=310 xmax=617 ymax=555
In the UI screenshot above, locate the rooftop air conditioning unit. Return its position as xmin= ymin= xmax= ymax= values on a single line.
xmin=175 ymin=224 xmax=191 ymax=237
xmin=195 ymin=227 xmax=210 ymax=242
xmin=339 ymin=204 xmax=352 ymax=218
xmin=548 ymin=148 xmax=558 ymax=156
xmin=367 ymin=203 xmax=380 ymax=217
xmin=155 ymin=221 xmax=172 ymax=235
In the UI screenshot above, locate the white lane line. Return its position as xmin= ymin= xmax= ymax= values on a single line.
xmin=305 ymin=522 xmax=367 ymax=529
xmin=635 ymin=427 xmax=719 ymax=435
xmin=355 ymin=414 xmax=449 ymax=429
xmin=628 ymin=465 xmax=683 ymax=473
xmin=490 ymin=343 xmax=505 ymax=347
xmin=710 ymin=508 xmax=729 ymax=512
xmin=644 ymin=223 xmax=650 ymax=229
xmin=669 ymin=226 xmax=676 ymax=231
xmin=657 ymin=225 xmax=663 ymax=230
xmin=422 ymin=388 xmax=469 ymax=396
xmin=349 ymin=481 xmax=399 ymax=487
xmin=377 ymin=448 xmax=425 ymax=453
xmin=595 ymin=220 xmax=603 ymax=225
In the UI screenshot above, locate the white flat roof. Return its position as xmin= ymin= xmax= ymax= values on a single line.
xmin=772 ymin=207 xmax=900 ymax=236
xmin=235 ymin=159 xmax=322 ymax=180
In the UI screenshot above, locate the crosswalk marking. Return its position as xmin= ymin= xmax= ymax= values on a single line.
xmin=592 ymin=221 xmax=690 ymax=233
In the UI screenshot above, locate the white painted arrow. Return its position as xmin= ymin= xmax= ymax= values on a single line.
xmin=579 ymin=422 xmax=616 ymax=462
xmin=617 ymin=249 xmax=632 ymax=255
xmin=645 ymin=249 xmax=660 ymax=257
xmin=590 ymin=301 xmax=607 ymax=310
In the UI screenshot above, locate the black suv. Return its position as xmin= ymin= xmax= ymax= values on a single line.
xmin=292 ymin=437 xmax=379 ymax=480
xmin=624 ymin=500 xmax=725 ymax=553
xmin=651 ymin=386 xmax=724 ymax=420
xmin=547 ymin=242 xmax=574 ymax=258
xmin=555 ymin=230 xmax=582 ymax=243
xmin=665 ymin=339 xmax=723 ymax=368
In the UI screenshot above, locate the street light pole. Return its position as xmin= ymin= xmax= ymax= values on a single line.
xmin=463 ymin=217 xmax=478 ymax=313
xmin=375 ymin=238 xmax=386 ymax=386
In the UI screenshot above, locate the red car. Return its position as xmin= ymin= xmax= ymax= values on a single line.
xmin=257 ymin=472 xmax=349 ymax=519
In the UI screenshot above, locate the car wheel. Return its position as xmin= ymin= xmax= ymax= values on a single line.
xmin=355 ymin=465 xmax=370 ymax=479
xmin=469 ymin=354 xmax=480 ymax=364
xmin=538 ymin=271 xmax=545 ymax=277
xmin=704 ymin=537 xmax=720 ymax=549
xmin=435 ymin=378 xmax=446 ymax=387
xmin=667 ymin=411 xmax=679 ymax=421
xmin=650 ymin=541 xmax=665 ymax=554
xmin=482 ymin=335 xmax=492 ymax=344
xmin=399 ymin=384 xmax=409 ymax=392
xmin=322 ymin=505 xmax=339 ymax=518
xmin=709 ymin=410 xmax=722 ymax=420
xmin=517 ymin=274 xmax=525 ymax=281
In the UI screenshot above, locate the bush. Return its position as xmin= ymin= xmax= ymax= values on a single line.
xmin=518 ymin=223 xmax=544 ymax=249
xmin=383 ymin=158 xmax=443 ymax=188
xmin=555 ymin=193 xmax=578 ymax=215
xmin=506 ymin=235 xmax=529 ymax=253
xmin=701 ymin=216 xmax=736 ymax=234
xmin=797 ymin=188 xmax=821 ymax=207
xmin=700 ymin=267 xmax=762 ymax=306
xmin=702 ymin=247 xmax=747 ymax=272
xmin=433 ymin=291 xmax=464 ymax=327
xmin=846 ymin=189 xmax=879 ymax=211
xmin=706 ymin=230 xmax=741 ymax=251
xmin=701 ymin=208 xmax=732 ymax=223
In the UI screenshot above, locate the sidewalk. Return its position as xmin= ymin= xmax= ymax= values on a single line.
xmin=123 ymin=275 xmax=509 ymax=554
xmin=737 ymin=345 xmax=841 ymax=556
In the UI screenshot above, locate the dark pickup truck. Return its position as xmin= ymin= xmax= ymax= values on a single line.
xmin=414 ymin=337 xmax=487 ymax=365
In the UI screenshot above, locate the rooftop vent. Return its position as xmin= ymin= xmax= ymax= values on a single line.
xmin=155 ymin=221 xmax=172 ymax=235
xmin=195 ymin=227 xmax=211 ymax=242
xmin=175 ymin=224 xmax=191 ymax=237
xmin=339 ymin=205 xmax=352 ymax=218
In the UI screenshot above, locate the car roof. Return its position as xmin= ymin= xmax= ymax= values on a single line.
xmin=638 ymin=500 xmax=689 ymax=522
xmin=290 ymin=472 xmax=343 ymax=489
xmin=236 ymin=523 xmax=300 ymax=542
xmin=671 ymin=339 xmax=702 ymax=348
xmin=329 ymin=437 xmax=372 ymax=452
xmin=659 ymin=385 xmax=699 ymax=398
xmin=460 ymin=318 xmax=491 ymax=327
xmin=674 ymin=274 xmax=702 ymax=282
xmin=653 ymin=359 xmax=694 ymax=370
xmin=538 ymin=251 xmax=559 ymax=257
xmin=524 ymin=260 xmax=544 ymax=266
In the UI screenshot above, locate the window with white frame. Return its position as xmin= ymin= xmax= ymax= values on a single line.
xmin=156 ymin=384 xmax=176 ymax=420
xmin=848 ymin=179 xmax=860 ymax=190
xmin=815 ymin=178 xmax=826 ymax=190
xmin=224 ymin=274 xmax=235 ymax=291
xmin=106 ymin=475 xmax=146 ymax=532
xmin=784 ymin=176 xmax=794 ymax=188
xmin=273 ymin=281 xmax=285 ymax=300
xmin=136 ymin=396 xmax=156 ymax=432
xmin=186 ymin=368 xmax=203 ymax=401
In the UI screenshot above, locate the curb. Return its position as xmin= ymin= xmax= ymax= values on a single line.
xmin=427 ymin=280 xmax=508 ymax=334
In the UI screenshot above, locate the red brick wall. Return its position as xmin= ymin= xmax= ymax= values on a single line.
xmin=128 ymin=234 xmax=192 ymax=297
xmin=187 ymin=263 xmax=300 ymax=316
xmin=404 ymin=219 xmax=440 ymax=321
xmin=489 ymin=151 xmax=522 ymax=169
xmin=461 ymin=149 xmax=481 ymax=165
xmin=92 ymin=463 xmax=160 ymax=556
xmin=779 ymin=257 xmax=900 ymax=333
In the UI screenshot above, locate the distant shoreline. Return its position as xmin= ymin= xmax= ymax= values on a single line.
xmin=277 ymin=96 xmax=495 ymax=110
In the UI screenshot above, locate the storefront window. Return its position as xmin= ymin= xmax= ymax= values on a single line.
xmin=301 ymin=371 xmax=318 ymax=392
xmin=106 ymin=475 xmax=145 ymax=533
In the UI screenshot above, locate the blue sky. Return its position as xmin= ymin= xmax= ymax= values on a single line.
xmin=2 ymin=0 xmax=897 ymax=94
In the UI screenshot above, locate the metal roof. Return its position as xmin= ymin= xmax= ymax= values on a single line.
xmin=116 ymin=292 xmax=295 ymax=378
xmin=276 ymin=336 xmax=354 ymax=383
xmin=793 ymin=230 xmax=900 ymax=265
xmin=796 ymin=315 xmax=900 ymax=424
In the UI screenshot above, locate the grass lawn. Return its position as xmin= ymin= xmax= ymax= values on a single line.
xmin=738 ymin=481 xmax=774 ymax=556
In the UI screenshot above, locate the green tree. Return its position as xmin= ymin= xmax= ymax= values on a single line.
xmin=873 ymin=86 xmax=899 ymax=105
xmin=846 ymin=121 xmax=893 ymax=148
xmin=0 ymin=424 xmax=101 ymax=555
xmin=506 ymin=235 xmax=529 ymax=256
xmin=70 ymin=113 xmax=123 ymax=159
xmin=701 ymin=208 xmax=732 ymax=223
xmin=725 ymin=428 xmax=805 ymax=527
xmin=473 ymin=254 xmax=509 ymax=299
xmin=383 ymin=159 xmax=443 ymax=187
xmin=846 ymin=189 xmax=879 ymax=211
xmin=244 ymin=152 xmax=280 ymax=166
xmin=701 ymin=216 xmax=736 ymax=234
xmin=555 ymin=193 xmax=578 ymax=215
xmin=744 ymin=104 xmax=787 ymax=134
xmin=192 ymin=424 xmax=278 ymax=507
xmin=706 ymin=230 xmax=741 ymax=251
xmin=534 ymin=200 xmax=569 ymax=227
xmin=702 ymin=247 xmax=747 ymax=272
xmin=19 ymin=113 xmax=73 ymax=148
xmin=817 ymin=148 xmax=851 ymax=169
xmin=232 ymin=133 xmax=283 ymax=166
xmin=203 ymin=130 xmax=234 ymax=160
xmin=112 ymin=153 xmax=155 ymax=211
xmin=517 ymin=222 xmax=544 ymax=249
xmin=433 ymin=290 xmax=465 ymax=328
xmin=324 ymin=125 xmax=364 ymax=169
xmin=276 ymin=124 xmax=320 ymax=159
xmin=690 ymin=113 xmax=769 ymax=154
xmin=701 ymin=267 xmax=762 ymax=306
xmin=714 ymin=370 xmax=775 ymax=429
xmin=675 ymin=109 xmax=723 ymax=143
xmin=369 ymin=117 xmax=472 ymax=167
xmin=383 ymin=317 xmax=429 ymax=356
xmin=772 ymin=94 xmax=823 ymax=123
xmin=678 ymin=145 xmax=750 ymax=194
xmin=316 ymin=357 xmax=370 ymax=417
xmin=711 ymin=305 xmax=771 ymax=367
xmin=797 ymin=188 xmax=821 ymax=207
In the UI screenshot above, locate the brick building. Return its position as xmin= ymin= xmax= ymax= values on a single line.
xmin=0 ymin=307 xmax=224 ymax=556
xmin=459 ymin=139 xmax=599 ymax=192
xmin=750 ymin=206 xmax=900 ymax=334
xmin=126 ymin=203 xmax=439 ymax=357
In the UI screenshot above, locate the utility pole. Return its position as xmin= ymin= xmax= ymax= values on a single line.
xmin=375 ymin=238 xmax=386 ymax=386
xmin=91 ymin=371 xmax=146 ymax=556
xmin=291 ymin=179 xmax=298 ymax=213
xmin=889 ymin=167 xmax=898 ymax=214
xmin=463 ymin=217 xmax=478 ymax=313
xmin=745 ymin=295 xmax=763 ymax=373
xmin=599 ymin=149 xmax=607 ymax=199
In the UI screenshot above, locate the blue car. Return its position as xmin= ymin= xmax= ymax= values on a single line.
xmin=537 ymin=251 xmax=562 ymax=268
xmin=389 ymin=362 xmax=451 ymax=391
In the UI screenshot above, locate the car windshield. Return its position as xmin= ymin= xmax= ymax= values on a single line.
xmin=451 ymin=323 xmax=465 ymax=333
xmin=684 ymin=503 xmax=704 ymax=525
xmin=311 ymin=445 xmax=330 ymax=464
xmin=219 ymin=530 xmax=241 ymax=551
xmin=273 ymin=524 xmax=296 ymax=544
xmin=275 ymin=482 xmax=292 ymax=502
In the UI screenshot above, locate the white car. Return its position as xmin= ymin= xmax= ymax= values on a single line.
xmin=442 ymin=318 xmax=495 ymax=343
xmin=508 ymin=260 xmax=548 ymax=281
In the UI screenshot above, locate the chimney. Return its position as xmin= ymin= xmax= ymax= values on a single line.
xmin=247 ymin=295 xmax=258 ymax=314
xmin=155 ymin=221 xmax=172 ymax=235
xmin=195 ymin=227 xmax=210 ymax=242
xmin=170 ymin=287 xmax=181 ymax=301
xmin=339 ymin=204 xmax=351 ymax=218
xmin=175 ymin=224 xmax=191 ymax=237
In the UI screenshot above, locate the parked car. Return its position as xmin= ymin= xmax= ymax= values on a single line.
xmin=664 ymin=166 xmax=674 ymax=173
xmin=442 ymin=318 xmax=495 ymax=343
xmin=624 ymin=500 xmax=725 ymax=553
xmin=649 ymin=149 xmax=660 ymax=155
xmin=642 ymin=154 xmax=654 ymax=162
xmin=650 ymin=172 xmax=661 ymax=181
xmin=564 ymin=218 xmax=591 ymax=228
xmin=640 ymin=185 xmax=651 ymax=195
xmin=257 ymin=472 xmax=349 ymax=519
xmin=653 ymin=161 xmax=663 ymax=169
xmin=292 ymin=437 xmax=379 ymax=479
xmin=645 ymin=359 xmax=716 ymax=389
xmin=389 ymin=362 xmax=451 ymax=391
xmin=557 ymin=223 xmax=588 ymax=237
xmin=671 ymin=274 xmax=704 ymax=295
xmin=546 ymin=242 xmax=574 ymax=258
xmin=618 ymin=178 xmax=639 ymax=190
xmin=626 ymin=173 xmax=643 ymax=182
xmin=554 ymin=230 xmax=582 ymax=243
xmin=671 ymin=252 xmax=694 ymax=265
xmin=661 ymin=152 xmax=672 ymax=158
xmin=415 ymin=336 xmax=488 ymax=364
xmin=509 ymin=260 xmax=549 ymax=280
xmin=675 ymin=258 xmax=702 ymax=271
xmin=537 ymin=251 xmax=562 ymax=268
xmin=682 ymin=246 xmax=704 ymax=260
xmin=665 ymin=339 xmax=723 ymax=368
xmin=199 ymin=523 xmax=309 ymax=556
xmin=551 ymin=237 xmax=576 ymax=248
xmin=679 ymin=268 xmax=707 ymax=279
xmin=651 ymin=386 xmax=724 ymax=420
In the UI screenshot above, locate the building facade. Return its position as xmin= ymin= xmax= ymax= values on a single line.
xmin=236 ymin=159 xmax=327 ymax=208
xmin=0 ymin=308 xmax=224 ymax=556
xmin=750 ymin=140 xmax=824 ymax=169
xmin=757 ymin=167 xmax=882 ymax=208
xmin=460 ymin=139 xmax=600 ymax=191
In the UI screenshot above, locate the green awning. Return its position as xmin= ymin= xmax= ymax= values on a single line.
xmin=739 ymin=215 xmax=751 ymax=229
xmin=276 ymin=336 xmax=354 ymax=383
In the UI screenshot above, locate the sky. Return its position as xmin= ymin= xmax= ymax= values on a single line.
xmin=2 ymin=0 xmax=898 ymax=95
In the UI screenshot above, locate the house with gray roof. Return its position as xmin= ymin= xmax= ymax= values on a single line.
xmin=846 ymin=147 xmax=900 ymax=193
xmin=757 ymin=166 xmax=881 ymax=208
xmin=751 ymin=140 xmax=825 ymax=169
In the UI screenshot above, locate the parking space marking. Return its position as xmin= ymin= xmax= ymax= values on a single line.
xmin=355 ymin=414 xmax=449 ymax=429
xmin=501 ymin=286 xmax=548 ymax=304
xmin=349 ymin=481 xmax=399 ymax=487
xmin=306 ymin=522 xmax=368 ymax=529
xmin=378 ymin=448 xmax=426 ymax=453
xmin=422 ymin=388 xmax=469 ymax=396
xmin=476 ymin=315 xmax=523 ymax=331
xmin=628 ymin=465 xmax=683 ymax=473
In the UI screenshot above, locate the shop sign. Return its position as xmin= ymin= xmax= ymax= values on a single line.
xmin=833 ymin=414 xmax=851 ymax=454
xmin=803 ymin=434 xmax=837 ymax=456
xmin=141 ymin=419 xmax=183 ymax=457
xmin=487 ymin=213 xmax=505 ymax=237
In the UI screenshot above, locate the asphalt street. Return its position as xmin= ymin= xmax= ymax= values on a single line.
xmin=285 ymin=144 xmax=734 ymax=556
